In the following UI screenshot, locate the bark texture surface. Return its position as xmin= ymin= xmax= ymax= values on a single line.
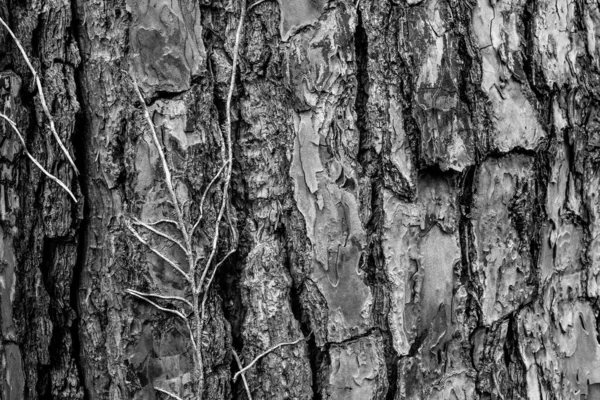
xmin=1 ymin=0 xmax=600 ymax=399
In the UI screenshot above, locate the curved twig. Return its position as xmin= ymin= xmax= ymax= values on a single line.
xmin=154 ymin=387 xmax=184 ymax=400
xmin=129 ymin=76 xmax=192 ymax=250
xmin=0 ymin=113 xmax=77 ymax=201
xmin=126 ymin=288 xmax=193 ymax=309
xmin=131 ymin=217 xmax=189 ymax=255
xmin=125 ymin=221 xmax=192 ymax=282
xmin=190 ymin=160 xmax=230 ymax=238
xmin=0 ymin=16 xmax=79 ymax=175
xmin=197 ymin=0 xmax=246 ymax=294
xmin=233 ymin=333 xmax=312 ymax=382
xmin=126 ymin=289 xmax=188 ymax=321
xmin=232 ymin=349 xmax=253 ymax=400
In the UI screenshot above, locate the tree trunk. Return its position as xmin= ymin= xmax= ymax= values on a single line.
xmin=1 ymin=0 xmax=600 ymax=399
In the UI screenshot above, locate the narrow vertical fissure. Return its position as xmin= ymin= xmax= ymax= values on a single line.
xmin=70 ymin=107 xmax=90 ymax=400
xmin=69 ymin=0 xmax=91 ymax=397
xmin=355 ymin=5 xmax=398 ymax=400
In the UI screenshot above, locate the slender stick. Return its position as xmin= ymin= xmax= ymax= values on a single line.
xmin=130 ymin=76 xmax=191 ymax=250
xmin=131 ymin=217 xmax=189 ymax=255
xmin=232 ymin=334 xmax=310 ymax=382
xmin=0 ymin=113 xmax=77 ymax=201
xmin=232 ymin=349 xmax=253 ymax=400
xmin=197 ymin=0 xmax=246 ymax=294
xmin=125 ymin=222 xmax=192 ymax=282
xmin=190 ymin=160 xmax=230 ymax=238
xmin=143 ymin=218 xmax=180 ymax=227
xmin=248 ymin=0 xmax=271 ymax=11
xmin=199 ymin=248 xmax=235 ymax=316
xmin=126 ymin=288 xmax=193 ymax=309
xmin=155 ymin=387 xmax=184 ymax=400
xmin=0 ymin=16 xmax=79 ymax=175
xmin=126 ymin=289 xmax=188 ymax=321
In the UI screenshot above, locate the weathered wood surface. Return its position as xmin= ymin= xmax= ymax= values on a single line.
xmin=1 ymin=0 xmax=600 ymax=399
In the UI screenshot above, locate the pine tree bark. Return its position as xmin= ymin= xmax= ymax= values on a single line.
xmin=1 ymin=0 xmax=600 ymax=399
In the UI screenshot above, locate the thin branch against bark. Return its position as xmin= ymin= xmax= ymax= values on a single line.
xmin=0 ymin=113 xmax=77 ymax=201
xmin=199 ymin=247 xmax=236 ymax=316
xmin=233 ymin=333 xmax=312 ymax=382
xmin=248 ymin=0 xmax=271 ymax=11
xmin=197 ymin=0 xmax=246 ymax=295
xmin=129 ymin=75 xmax=191 ymax=249
xmin=143 ymin=218 xmax=180 ymax=227
xmin=125 ymin=289 xmax=188 ymax=321
xmin=190 ymin=160 xmax=230 ymax=238
xmin=124 ymin=221 xmax=192 ymax=282
xmin=232 ymin=349 xmax=253 ymax=400
xmin=131 ymin=217 xmax=189 ymax=255
xmin=126 ymin=288 xmax=193 ymax=309
xmin=154 ymin=387 xmax=184 ymax=400
xmin=0 ymin=16 xmax=79 ymax=176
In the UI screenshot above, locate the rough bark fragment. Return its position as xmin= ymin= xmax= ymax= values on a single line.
xmin=287 ymin=4 xmax=372 ymax=345
xmin=407 ymin=0 xmax=474 ymax=171
xmin=319 ymin=333 xmax=387 ymax=400
xmin=472 ymin=0 xmax=546 ymax=153
xmin=382 ymin=174 xmax=460 ymax=356
xmin=472 ymin=154 xmax=536 ymax=325
xmin=127 ymin=0 xmax=206 ymax=97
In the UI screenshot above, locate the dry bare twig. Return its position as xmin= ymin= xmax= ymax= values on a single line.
xmin=0 ymin=16 xmax=79 ymax=175
xmin=124 ymin=1 xmax=247 ymax=398
xmin=0 ymin=114 xmax=77 ymax=201
xmin=155 ymin=386 xmax=185 ymax=400
xmin=232 ymin=349 xmax=253 ymax=400
xmin=233 ymin=333 xmax=313 ymax=382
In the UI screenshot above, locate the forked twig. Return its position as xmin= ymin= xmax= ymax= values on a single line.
xmin=232 ymin=333 xmax=312 ymax=382
xmin=0 ymin=16 xmax=79 ymax=176
xmin=197 ymin=0 xmax=246 ymax=295
xmin=0 ymin=113 xmax=77 ymax=201
xmin=125 ymin=221 xmax=192 ymax=282
xmin=191 ymin=160 xmax=230 ymax=238
xmin=155 ymin=387 xmax=184 ymax=400
xmin=232 ymin=349 xmax=253 ymax=400
xmin=130 ymin=76 xmax=191 ymax=250
xmin=131 ymin=217 xmax=188 ymax=254
xmin=126 ymin=288 xmax=193 ymax=309
xmin=126 ymin=289 xmax=188 ymax=321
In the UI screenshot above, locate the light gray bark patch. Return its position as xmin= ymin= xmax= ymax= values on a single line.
xmin=287 ymin=4 xmax=372 ymax=345
xmin=519 ymin=301 xmax=600 ymax=399
xmin=382 ymin=175 xmax=461 ymax=357
xmin=472 ymin=0 xmax=546 ymax=153
xmin=278 ymin=0 xmax=327 ymax=42
xmin=472 ymin=154 xmax=536 ymax=325
xmin=320 ymin=333 xmax=388 ymax=400
xmin=408 ymin=0 xmax=474 ymax=171
xmin=127 ymin=0 xmax=206 ymax=97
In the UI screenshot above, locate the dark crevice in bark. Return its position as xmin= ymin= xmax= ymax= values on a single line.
xmin=71 ymin=112 xmax=90 ymax=400
xmin=522 ymin=0 xmax=554 ymax=134
xmin=355 ymin=6 xmax=397 ymax=399
xmin=307 ymin=331 xmax=324 ymax=400
xmin=37 ymin=239 xmax=54 ymax=399
xmin=70 ymin=0 xmax=91 ymax=397
xmin=458 ymin=165 xmax=476 ymax=290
